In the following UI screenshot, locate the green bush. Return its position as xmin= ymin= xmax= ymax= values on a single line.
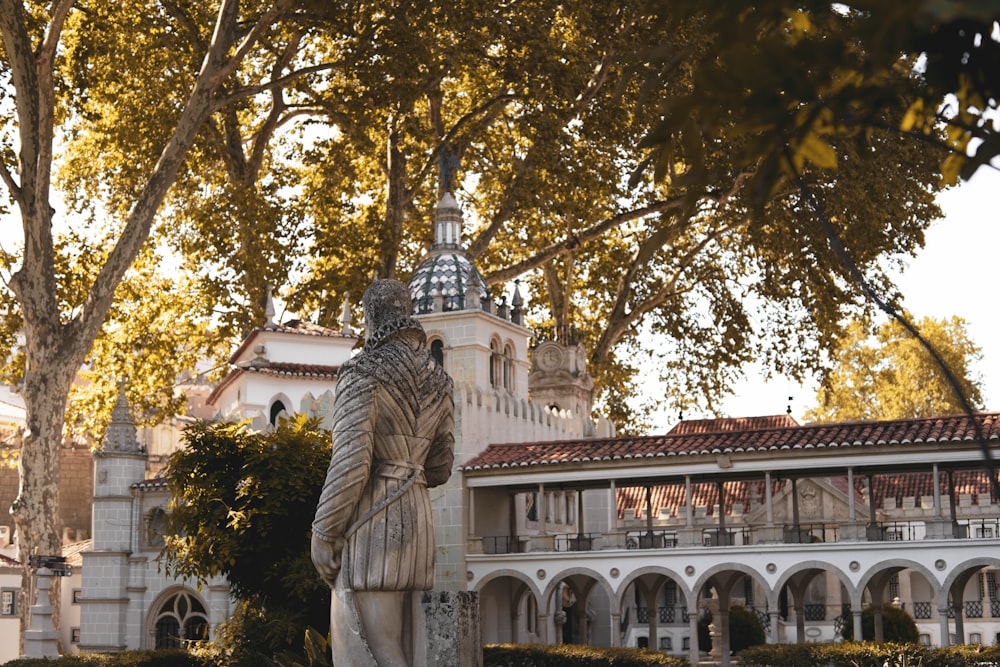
xmin=484 ymin=643 xmax=690 ymax=666
xmin=728 ymin=606 xmax=766 ymax=652
xmin=840 ymin=606 xmax=919 ymax=644
xmin=2 ymin=651 xmax=210 ymax=667
xmin=738 ymin=642 xmax=1000 ymax=667
xmin=738 ymin=643 xmax=821 ymax=667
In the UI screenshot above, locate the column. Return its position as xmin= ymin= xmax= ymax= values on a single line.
xmin=609 ymin=612 xmax=621 ymax=647
xmin=938 ymin=606 xmax=951 ymax=646
xmin=769 ymin=610 xmax=781 ymax=644
xmin=848 ymin=467 xmax=856 ymax=521
xmin=954 ymin=602 xmax=965 ymax=645
xmin=791 ymin=478 xmax=801 ymax=539
xmin=853 ymin=608 xmax=864 ymax=643
xmin=717 ymin=480 xmax=727 ymax=545
xmin=688 ymin=605 xmax=700 ymax=663
xmin=686 ymin=476 xmax=694 ymax=526
xmin=468 ymin=487 xmax=476 ymax=536
xmin=765 ymin=472 xmax=774 ymax=526
xmin=719 ymin=607 xmax=731 ymax=667
xmin=872 ymin=604 xmax=884 ymax=641
xmin=538 ymin=484 xmax=547 ymax=536
xmin=933 ymin=464 xmax=942 ymax=518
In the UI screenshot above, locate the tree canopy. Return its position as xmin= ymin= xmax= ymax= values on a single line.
xmin=804 ymin=315 xmax=984 ymax=422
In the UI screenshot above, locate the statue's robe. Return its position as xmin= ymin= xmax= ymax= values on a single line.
xmin=312 ymin=325 xmax=454 ymax=591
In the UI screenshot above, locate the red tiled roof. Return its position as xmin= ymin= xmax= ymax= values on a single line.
xmin=461 ymin=412 xmax=1000 ymax=471
xmin=245 ymin=362 xmax=340 ymax=379
xmin=132 ymin=476 xmax=169 ymax=491
xmin=668 ymin=415 xmax=798 ymax=435
xmin=206 ymin=362 xmax=340 ymax=406
xmin=615 ymin=471 xmax=996 ymax=518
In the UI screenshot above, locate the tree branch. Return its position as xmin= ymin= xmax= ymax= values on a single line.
xmin=484 ymin=198 xmax=685 ymax=284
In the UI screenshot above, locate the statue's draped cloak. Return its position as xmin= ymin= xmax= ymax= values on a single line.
xmin=313 ymin=327 xmax=455 ymax=591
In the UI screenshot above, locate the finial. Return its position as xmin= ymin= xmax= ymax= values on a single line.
xmin=511 ymin=280 xmax=524 ymax=307
xmin=438 ymin=146 xmax=461 ymax=195
xmin=104 ymin=377 xmax=141 ymax=454
xmin=339 ymin=292 xmax=354 ymax=335
xmin=264 ymin=285 xmax=276 ymax=327
xmin=786 ymin=396 xmax=794 ymax=416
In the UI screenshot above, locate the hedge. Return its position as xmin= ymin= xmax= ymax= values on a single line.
xmin=738 ymin=642 xmax=1000 ymax=667
xmin=2 ymin=651 xmax=210 ymax=667
xmin=484 ymin=644 xmax=690 ymax=666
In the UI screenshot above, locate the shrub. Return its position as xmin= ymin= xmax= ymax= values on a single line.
xmin=483 ymin=643 xmax=690 ymax=666
xmin=840 ymin=606 xmax=919 ymax=644
xmin=728 ymin=606 xmax=766 ymax=652
xmin=738 ymin=643 xmax=820 ymax=667
xmin=1 ymin=651 xmax=210 ymax=667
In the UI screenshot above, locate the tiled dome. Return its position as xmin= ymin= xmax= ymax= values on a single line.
xmin=407 ymin=193 xmax=491 ymax=313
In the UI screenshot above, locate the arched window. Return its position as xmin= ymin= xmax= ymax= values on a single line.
xmin=152 ymin=589 xmax=209 ymax=649
xmin=503 ymin=343 xmax=515 ymax=391
xmin=145 ymin=507 xmax=167 ymax=548
xmin=489 ymin=338 xmax=502 ymax=388
xmin=430 ymin=339 xmax=445 ymax=367
xmin=269 ymin=399 xmax=287 ymax=426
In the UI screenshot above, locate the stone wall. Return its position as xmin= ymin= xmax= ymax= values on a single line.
xmin=0 ymin=444 xmax=93 ymax=543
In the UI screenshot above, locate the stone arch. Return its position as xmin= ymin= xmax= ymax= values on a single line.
xmin=693 ymin=562 xmax=769 ymax=607
xmin=540 ymin=568 xmax=615 ymax=647
xmin=477 ymin=570 xmax=543 ymax=645
xmin=615 ymin=565 xmax=694 ymax=613
xmin=857 ymin=559 xmax=939 ymax=609
xmin=147 ymin=586 xmax=210 ymax=649
xmin=475 ymin=568 xmax=542 ymax=602
xmin=770 ymin=560 xmax=857 ymax=611
xmin=268 ymin=392 xmax=292 ymax=426
xmin=940 ymin=556 xmax=1000 ymax=594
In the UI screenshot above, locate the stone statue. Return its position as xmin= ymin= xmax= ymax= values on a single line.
xmin=312 ymin=279 xmax=455 ymax=666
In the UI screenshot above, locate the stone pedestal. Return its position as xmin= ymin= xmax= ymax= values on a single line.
xmin=755 ymin=525 xmax=784 ymax=544
xmin=924 ymin=518 xmax=954 ymax=539
xmin=24 ymin=569 xmax=60 ymax=659
xmin=412 ymin=590 xmax=481 ymax=667
xmin=677 ymin=527 xmax=703 ymax=547
xmin=839 ymin=521 xmax=868 ymax=542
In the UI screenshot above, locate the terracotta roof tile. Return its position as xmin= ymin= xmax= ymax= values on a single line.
xmin=244 ymin=362 xmax=340 ymax=379
xmin=668 ymin=415 xmax=799 ymax=435
xmin=462 ymin=412 xmax=1000 ymax=471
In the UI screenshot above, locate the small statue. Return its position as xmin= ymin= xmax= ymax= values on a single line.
xmin=312 ymin=279 xmax=455 ymax=666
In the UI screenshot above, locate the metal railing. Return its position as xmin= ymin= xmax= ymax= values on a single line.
xmin=482 ymin=535 xmax=520 ymax=554
xmin=783 ymin=523 xmax=840 ymax=543
xmin=555 ymin=533 xmax=598 ymax=552
xmin=702 ymin=527 xmax=755 ymax=546
xmin=867 ymin=521 xmax=925 ymax=541
xmin=625 ymin=530 xmax=678 ymax=549
xmin=913 ymin=601 xmax=933 ymax=619
xmin=966 ymin=600 xmax=984 ymax=618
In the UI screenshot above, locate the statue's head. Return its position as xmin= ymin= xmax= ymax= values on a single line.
xmin=362 ymin=279 xmax=413 ymax=335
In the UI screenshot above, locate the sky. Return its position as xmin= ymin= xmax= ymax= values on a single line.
xmin=654 ymin=167 xmax=1000 ymax=432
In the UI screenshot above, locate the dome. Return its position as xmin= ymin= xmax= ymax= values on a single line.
xmin=408 ymin=251 xmax=490 ymax=314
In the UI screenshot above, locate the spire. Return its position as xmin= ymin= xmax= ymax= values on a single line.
xmin=433 ymin=193 xmax=463 ymax=249
xmin=104 ymin=379 xmax=142 ymax=454
xmin=264 ymin=285 xmax=276 ymax=327
xmin=511 ymin=280 xmax=524 ymax=325
xmin=339 ymin=292 xmax=354 ymax=335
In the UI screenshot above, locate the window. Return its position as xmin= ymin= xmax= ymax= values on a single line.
xmin=889 ymin=574 xmax=900 ymax=601
xmin=430 ymin=339 xmax=444 ymax=367
xmin=503 ymin=343 xmax=515 ymax=390
xmin=269 ymin=400 xmax=287 ymax=426
xmin=682 ymin=637 xmax=690 ymax=651
xmin=71 ymin=628 xmax=81 ymax=644
xmin=970 ymin=632 xmax=982 ymax=644
xmin=146 ymin=507 xmax=168 ymax=548
xmin=489 ymin=339 xmax=502 ymax=388
xmin=1 ymin=588 xmax=16 ymax=616
xmin=988 ymin=572 xmax=998 ymax=600
xmin=152 ymin=590 xmax=209 ymax=649
xmin=918 ymin=634 xmax=931 ymax=646
xmin=659 ymin=636 xmax=672 ymax=650
xmin=72 ymin=589 xmax=82 ymax=604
